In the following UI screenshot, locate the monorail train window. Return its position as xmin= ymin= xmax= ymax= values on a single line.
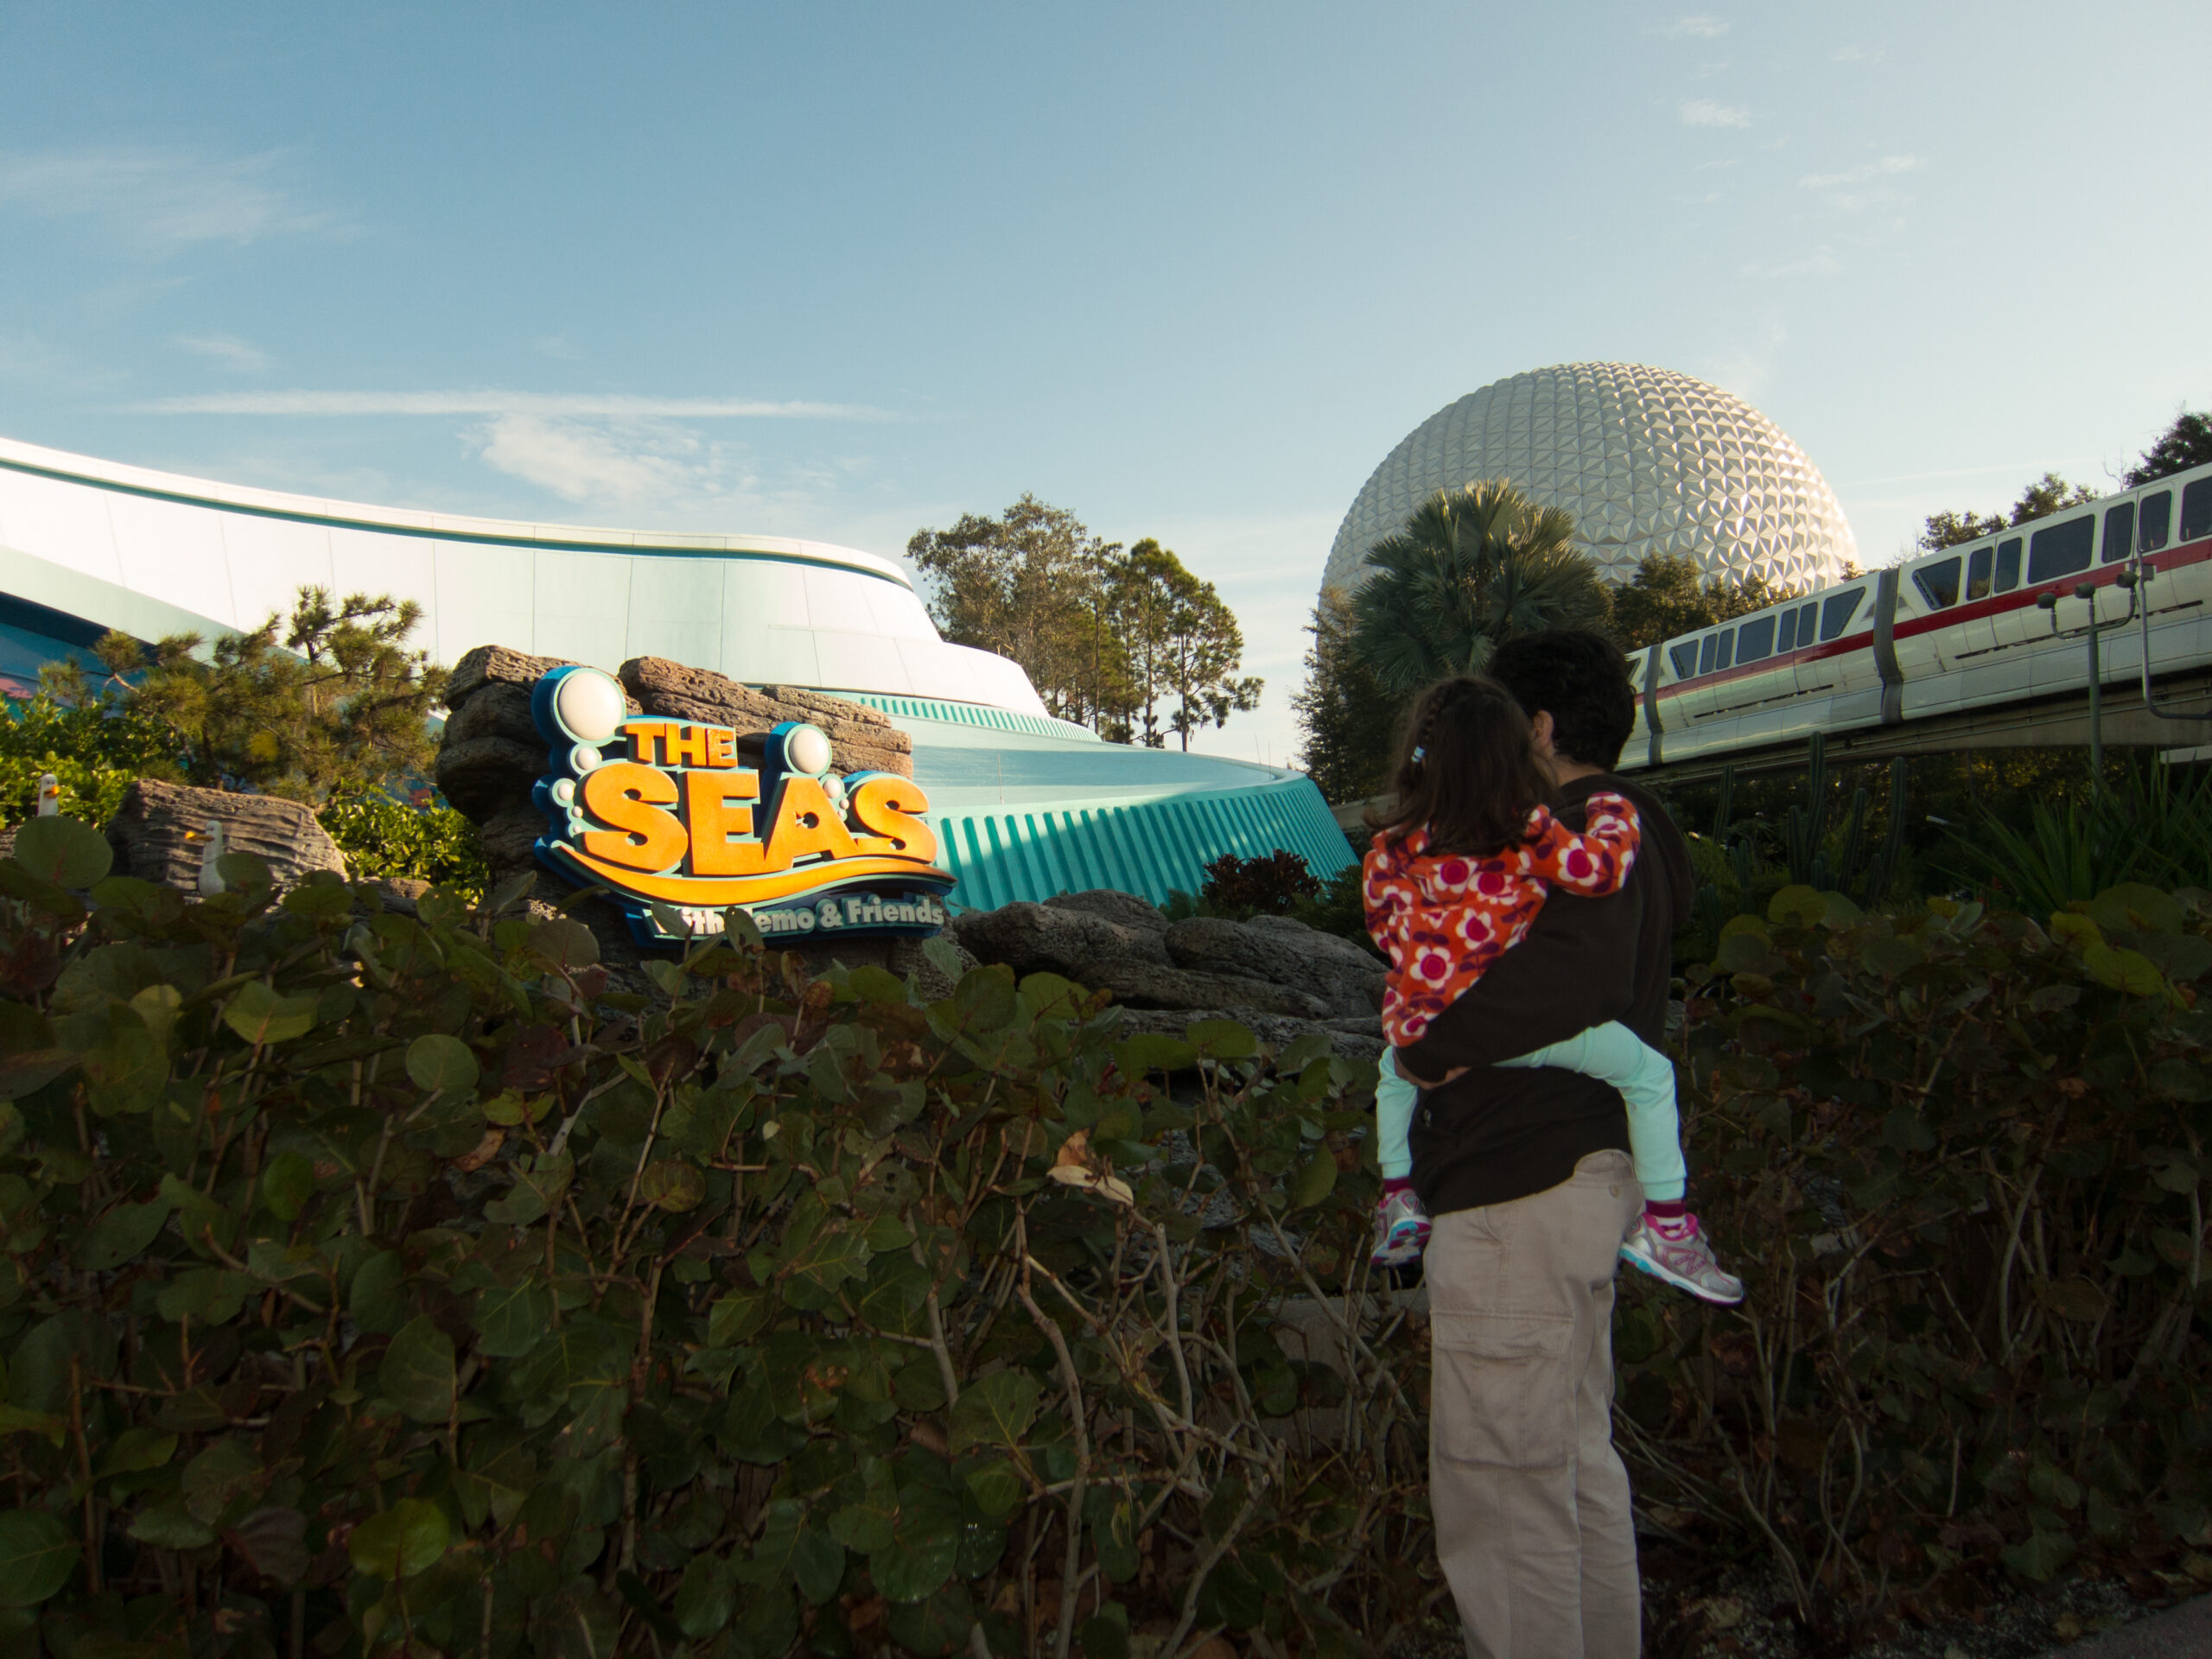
xmin=1967 ymin=545 xmax=1993 ymax=600
xmin=1697 ymin=633 xmax=1718 ymax=675
xmin=1796 ymin=600 xmax=1819 ymax=645
xmin=1670 ymin=641 xmax=1700 ymax=678
xmin=2026 ymin=516 xmax=2094 ymax=583
xmin=1735 ymin=615 xmax=1776 ymax=663
xmin=1995 ymin=537 xmax=2022 ymax=590
xmin=1713 ymin=629 xmax=1733 ymax=671
xmin=2139 ymin=492 xmax=2171 ymax=552
xmin=1777 ymin=608 xmax=1798 ymax=652
xmin=2183 ymin=480 xmax=2212 ymax=542
xmin=1819 ymin=588 xmax=1865 ymax=641
xmin=2102 ymin=502 xmax=2135 ymax=563
xmin=1912 ymin=556 xmax=1961 ymax=609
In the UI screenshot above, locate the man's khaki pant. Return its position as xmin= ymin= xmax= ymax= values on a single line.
xmin=1427 ymin=1150 xmax=1643 ymax=1659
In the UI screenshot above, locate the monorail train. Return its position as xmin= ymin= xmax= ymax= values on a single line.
xmin=1619 ymin=456 xmax=2212 ymax=771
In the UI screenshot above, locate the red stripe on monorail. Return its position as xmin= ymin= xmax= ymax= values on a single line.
xmin=1649 ymin=533 xmax=2212 ymax=703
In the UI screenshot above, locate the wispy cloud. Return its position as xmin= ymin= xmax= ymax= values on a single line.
xmin=1742 ymin=251 xmax=1840 ymax=277
xmin=465 ymin=415 xmax=876 ymax=526
xmin=1799 ymin=154 xmax=1920 ymax=189
xmin=533 ymin=335 xmax=584 ymax=361
xmin=1799 ymin=154 xmax=1921 ymax=212
xmin=1680 ymin=99 xmax=1751 ymax=128
xmin=474 ymin=416 xmax=702 ymax=504
xmin=134 ymin=390 xmax=882 ymax=419
xmin=1831 ymin=44 xmax=1883 ymax=63
xmin=1652 ymin=15 xmax=1728 ymax=37
xmin=0 ymin=331 xmax=74 ymax=384
xmin=0 ymin=145 xmax=337 ymax=249
xmin=174 ymin=333 xmax=271 ymax=372
xmin=1700 ymin=319 xmax=1788 ymax=400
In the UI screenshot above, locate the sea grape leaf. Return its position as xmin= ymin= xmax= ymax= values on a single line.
xmin=378 ymin=1315 xmax=457 ymax=1423
xmin=349 ymin=1498 xmax=449 ymax=1580
xmin=948 ymin=1369 xmax=1042 ymax=1453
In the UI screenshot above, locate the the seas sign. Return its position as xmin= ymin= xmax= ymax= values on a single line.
xmin=528 ymin=665 xmax=954 ymax=945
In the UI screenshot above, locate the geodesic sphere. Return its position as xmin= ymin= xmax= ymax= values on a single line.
xmin=1322 ymin=362 xmax=1858 ymax=597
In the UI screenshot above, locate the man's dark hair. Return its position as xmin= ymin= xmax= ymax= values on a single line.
xmin=1485 ymin=629 xmax=1636 ymax=771
xmin=1364 ymin=676 xmax=1555 ymax=856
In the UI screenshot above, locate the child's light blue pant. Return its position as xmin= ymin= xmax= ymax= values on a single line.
xmin=1373 ymin=1020 xmax=1687 ymax=1199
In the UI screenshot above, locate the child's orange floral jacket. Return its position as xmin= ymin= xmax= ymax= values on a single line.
xmin=1362 ymin=793 xmax=1642 ymax=1047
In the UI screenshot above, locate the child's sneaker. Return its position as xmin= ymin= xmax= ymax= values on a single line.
xmin=1620 ymin=1213 xmax=1744 ymax=1305
xmin=1371 ymin=1187 xmax=1431 ymax=1270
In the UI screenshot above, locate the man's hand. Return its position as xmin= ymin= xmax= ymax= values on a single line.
xmin=1398 ymin=1062 xmax=1471 ymax=1090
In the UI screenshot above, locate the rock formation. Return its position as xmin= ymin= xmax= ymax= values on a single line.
xmin=105 ymin=779 xmax=348 ymax=892
xmin=950 ymin=889 xmax=1385 ymax=1063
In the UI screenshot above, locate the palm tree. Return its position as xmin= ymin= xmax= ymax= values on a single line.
xmin=1350 ymin=480 xmax=1609 ymax=694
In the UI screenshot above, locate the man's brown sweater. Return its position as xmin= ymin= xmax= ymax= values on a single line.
xmin=1398 ymin=771 xmax=1694 ymax=1217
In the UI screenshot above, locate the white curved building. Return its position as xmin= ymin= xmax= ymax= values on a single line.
xmin=0 ymin=434 xmax=1352 ymax=907
xmin=0 ymin=434 xmax=1043 ymax=714
xmin=1324 ymin=362 xmax=1857 ymax=597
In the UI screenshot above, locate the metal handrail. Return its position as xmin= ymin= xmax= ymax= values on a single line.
xmin=2123 ymin=556 xmax=2212 ymax=722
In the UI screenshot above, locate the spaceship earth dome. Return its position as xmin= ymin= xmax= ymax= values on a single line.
xmin=1321 ymin=362 xmax=1857 ymax=598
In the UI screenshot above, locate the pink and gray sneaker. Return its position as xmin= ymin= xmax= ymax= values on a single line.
xmin=1620 ymin=1212 xmax=1744 ymax=1305
xmin=1371 ymin=1187 xmax=1432 ymax=1270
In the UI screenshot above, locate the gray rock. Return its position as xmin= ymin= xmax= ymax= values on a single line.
xmin=1319 ymin=1014 xmax=1385 ymax=1038
xmin=442 ymin=681 xmax=546 ymax=752
xmin=105 ymin=780 xmax=348 ymax=893
xmin=476 ymin=804 xmax=547 ymax=873
xmin=1164 ymin=916 xmax=1387 ymax=1020
xmin=447 ymin=645 xmax=581 ymax=707
xmin=1243 ymin=912 xmax=1384 ymax=971
xmin=1046 ymin=888 xmax=1169 ymax=934
xmin=620 ymin=657 xmax=912 ymax=779
xmin=1080 ymin=956 xmax=1330 ymax=1020
xmin=949 ymin=900 xmax=1171 ymax=976
xmin=435 ymin=734 xmax=546 ymax=821
xmin=1110 ymin=1007 xmax=1384 ymax=1065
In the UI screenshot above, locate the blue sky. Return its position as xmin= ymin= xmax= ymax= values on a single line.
xmin=3 ymin=1 xmax=2208 ymax=766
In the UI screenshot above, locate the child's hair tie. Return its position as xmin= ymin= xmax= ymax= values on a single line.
xmin=1410 ymin=746 xmax=1427 ymax=765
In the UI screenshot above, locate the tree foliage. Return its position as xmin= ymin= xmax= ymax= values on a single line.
xmin=1290 ymin=588 xmax=1400 ymax=805
xmin=1918 ymin=471 xmax=2098 ymax=552
xmin=1350 ymin=482 xmax=1609 ymax=694
xmin=71 ymin=588 xmax=448 ymax=804
xmin=909 ymin=503 xmax=1260 ymax=748
xmin=0 ymin=827 xmax=1428 ymax=1659
xmin=1608 ymin=554 xmax=1808 ymax=652
xmin=2122 ymin=410 xmax=2212 ymax=488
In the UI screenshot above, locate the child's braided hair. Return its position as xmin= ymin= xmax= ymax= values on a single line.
xmin=1364 ymin=675 xmax=1555 ymax=857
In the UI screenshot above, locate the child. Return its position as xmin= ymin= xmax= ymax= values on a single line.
xmin=1361 ymin=676 xmax=1741 ymax=1306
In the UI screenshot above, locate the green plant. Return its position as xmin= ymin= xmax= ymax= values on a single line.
xmin=319 ymin=785 xmax=494 ymax=902
xmin=1198 ymin=851 xmax=1319 ymax=918
xmin=85 ymin=585 xmax=448 ymax=803
xmin=0 ymin=819 xmax=1430 ymax=1659
xmin=1941 ymin=760 xmax=2212 ymax=915
xmin=0 ymin=685 xmax=180 ymax=827
xmin=1631 ymin=880 xmax=2212 ymax=1638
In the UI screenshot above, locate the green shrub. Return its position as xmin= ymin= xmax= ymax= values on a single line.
xmin=1197 ymin=851 xmax=1320 ymax=918
xmin=319 ymin=785 xmax=493 ymax=902
xmin=0 ymin=690 xmax=178 ymax=827
xmin=1630 ymin=881 xmax=2212 ymax=1630
xmin=0 ymin=820 xmax=1424 ymax=1659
